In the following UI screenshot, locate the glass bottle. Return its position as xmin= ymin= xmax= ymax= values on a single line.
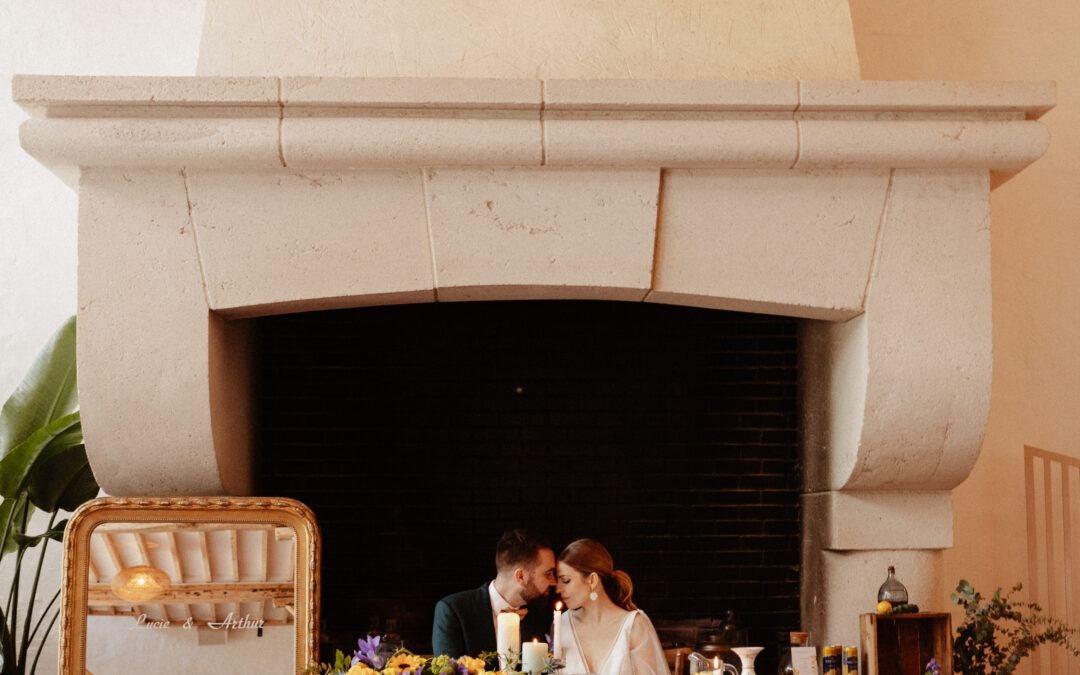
xmin=877 ymin=566 xmax=909 ymax=604
xmin=778 ymin=631 xmax=809 ymax=675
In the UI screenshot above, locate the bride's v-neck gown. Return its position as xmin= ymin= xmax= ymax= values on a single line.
xmin=560 ymin=609 xmax=668 ymax=675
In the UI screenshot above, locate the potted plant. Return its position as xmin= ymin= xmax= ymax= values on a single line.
xmin=0 ymin=316 xmax=99 ymax=674
xmin=951 ymin=579 xmax=1080 ymax=675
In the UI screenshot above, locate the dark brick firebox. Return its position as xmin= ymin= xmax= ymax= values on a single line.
xmin=257 ymin=300 xmax=800 ymax=669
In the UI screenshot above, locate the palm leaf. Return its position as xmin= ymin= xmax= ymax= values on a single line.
xmin=12 ymin=520 xmax=66 ymax=549
xmin=27 ymin=445 xmax=98 ymax=513
xmin=0 ymin=316 xmax=77 ymax=458
xmin=0 ymin=413 xmax=81 ymax=500
xmin=0 ymin=498 xmax=32 ymax=556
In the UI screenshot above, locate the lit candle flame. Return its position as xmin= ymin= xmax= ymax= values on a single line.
xmin=713 ymin=657 xmax=720 ymax=669
xmin=555 ymin=601 xmax=563 ymax=611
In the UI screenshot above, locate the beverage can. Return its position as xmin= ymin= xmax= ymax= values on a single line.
xmin=844 ymin=647 xmax=858 ymax=675
xmin=822 ymin=645 xmax=843 ymax=675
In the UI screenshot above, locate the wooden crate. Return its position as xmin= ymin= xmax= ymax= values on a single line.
xmin=859 ymin=613 xmax=953 ymax=675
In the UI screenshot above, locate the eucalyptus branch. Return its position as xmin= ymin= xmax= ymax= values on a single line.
xmin=952 ymin=579 xmax=1080 ymax=675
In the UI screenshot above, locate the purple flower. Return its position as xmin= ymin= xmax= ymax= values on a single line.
xmin=355 ymin=634 xmax=385 ymax=668
xmin=450 ymin=658 xmax=470 ymax=675
xmin=545 ymin=633 xmax=554 ymax=653
xmin=924 ymin=658 xmax=941 ymax=675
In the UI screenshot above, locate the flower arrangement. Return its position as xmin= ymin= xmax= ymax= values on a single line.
xmin=305 ymin=635 xmax=562 ymax=675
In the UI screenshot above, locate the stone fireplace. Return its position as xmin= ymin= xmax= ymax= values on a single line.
xmin=14 ymin=74 xmax=1054 ymax=648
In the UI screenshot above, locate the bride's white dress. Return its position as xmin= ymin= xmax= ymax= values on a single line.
xmin=560 ymin=609 xmax=668 ymax=675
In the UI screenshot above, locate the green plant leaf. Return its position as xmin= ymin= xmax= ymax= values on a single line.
xmin=27 ymin=445 xmax=98 ymax=513
xmin=0 ymin=498 xmax=32 ymax=556
xmin=11 ymin=519 xmax=67 ymax=549
xmin=0 ymin=412 xmax=81 ymax=500
xmin=0 ymin=603 xmax=14 ymax=675
xmin=0 ymin=316 xmax=78 ymax=458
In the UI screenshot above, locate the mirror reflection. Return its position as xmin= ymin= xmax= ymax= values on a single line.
xmin=61 ymin=497 xmax=319 ymax=674
xmin=83 ymin=520 xmax=297 ymax=675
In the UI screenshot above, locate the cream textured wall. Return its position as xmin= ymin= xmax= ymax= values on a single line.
xmin=849 ymin=0 xmax=1080 ymax=640
xmin=197 ymin=0 xmax=860 ymax=79
xmin=0 ymin=0 xmax=205 ymax=400
xmin=0 ymin=1 xmax=205 ymax=669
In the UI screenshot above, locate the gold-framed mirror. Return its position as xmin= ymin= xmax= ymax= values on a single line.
xmin=59 ymin=497 xmax=320 ymax=674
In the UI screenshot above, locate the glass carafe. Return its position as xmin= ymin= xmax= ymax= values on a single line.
xmin=689 ymin=652 xmax=739 ymax=675
xmin=778 ymin=632 xmax=809 ymax=675
xmin=877 ymin=565 xmax=909 ymax=605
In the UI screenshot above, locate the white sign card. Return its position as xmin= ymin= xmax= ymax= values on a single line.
xmin=791 ymin=647 xmax=820 ymax=675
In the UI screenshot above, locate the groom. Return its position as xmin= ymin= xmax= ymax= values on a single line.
xmin=432 ymin=529 xmax=556 ymax=658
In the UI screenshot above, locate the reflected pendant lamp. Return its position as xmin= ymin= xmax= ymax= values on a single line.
xmin=111 ymin=565 xmax=172 ymax=603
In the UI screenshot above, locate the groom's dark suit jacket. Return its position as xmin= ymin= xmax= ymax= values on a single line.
xmin=432 ymin=583 xmax=553 ymax=658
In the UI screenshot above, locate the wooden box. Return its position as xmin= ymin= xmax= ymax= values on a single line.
xmin=859 ymin=613 xmax=953 ymax=675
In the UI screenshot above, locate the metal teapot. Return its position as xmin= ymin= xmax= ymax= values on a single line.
xmin=688 ymin=652 xmax=738 ymax=675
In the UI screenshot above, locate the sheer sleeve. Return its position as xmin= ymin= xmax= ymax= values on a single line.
xmin=628 ymin=612 xmax=669 ymax=675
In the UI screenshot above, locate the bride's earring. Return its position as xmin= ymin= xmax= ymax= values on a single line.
xmin=589 ymin=590 xmax=598 ymax=601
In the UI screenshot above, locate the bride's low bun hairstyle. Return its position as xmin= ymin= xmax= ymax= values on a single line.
xmin=559 ymin=539 xmax=637 ymax=611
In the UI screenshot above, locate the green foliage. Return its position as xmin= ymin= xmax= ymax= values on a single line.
xmin=952 ymin=579 xmax=1080 ymax=675
xmin=0 ymin=318 xmax=78 ymax=458
xmin=303 ymin=643 xmax=552 ymax=675
xmin=0 ymin=317 xmax=99 ymax=675
xmin=304 ymin=649 xmax=355 ymax=675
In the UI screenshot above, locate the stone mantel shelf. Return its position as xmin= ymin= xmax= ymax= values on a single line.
xmin=14 ymin=76 xmax=1054 ymax=188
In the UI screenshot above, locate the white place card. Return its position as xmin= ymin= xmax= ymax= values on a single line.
xmin=791 ymin=646 xmax=820 ymax=675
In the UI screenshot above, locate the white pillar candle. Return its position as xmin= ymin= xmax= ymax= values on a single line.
xmin=522 ymin=639 xmax=547 ymax=674
xmin=552 ymin=602 xmax=563 ymax=659
xmin=496 ymin=612 xmax=521 ymax=671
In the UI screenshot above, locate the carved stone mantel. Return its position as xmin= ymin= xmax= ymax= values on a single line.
xmin=14 ymin=75 xmax=1054 ymax=644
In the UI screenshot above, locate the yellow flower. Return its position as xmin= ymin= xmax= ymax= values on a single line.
xmin=347 ymin=666 xmax=381 ymax=675
xmin=457 ymin=656 xmax=487 ymax=674
xmin=385 ymin=653 xmax=427 ymax=673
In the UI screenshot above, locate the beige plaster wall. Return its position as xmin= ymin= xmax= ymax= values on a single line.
xmin=0 ymin=0 xmax=204 ymax=400
xmin=197 ymin=0 xmax=861 ymax=79
xmin=0 ymin=2 xmax=206 ymax=670
xmin=849 ymin=0 xmax=1080 ymax=634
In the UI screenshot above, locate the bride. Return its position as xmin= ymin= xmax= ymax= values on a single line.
xmin=555 ymin=539 xmax=668 ymax=675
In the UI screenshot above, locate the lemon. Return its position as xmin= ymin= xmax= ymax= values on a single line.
xmin=876 ymin=600 xmax=893 ymax=614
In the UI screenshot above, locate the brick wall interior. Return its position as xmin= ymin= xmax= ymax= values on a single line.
xmin=256 ymin=300 xmax=800 ymax=668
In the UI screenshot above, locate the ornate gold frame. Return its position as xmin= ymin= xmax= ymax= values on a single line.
xmin=59 ymin=497 xmax=320 ymax=674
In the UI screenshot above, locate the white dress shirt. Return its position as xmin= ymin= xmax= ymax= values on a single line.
xmin=488 ymin=580 xmax=517 ymax=632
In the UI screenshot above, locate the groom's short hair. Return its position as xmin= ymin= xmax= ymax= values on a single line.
xmin=495 ymin=529 xmax=550 ymax=573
